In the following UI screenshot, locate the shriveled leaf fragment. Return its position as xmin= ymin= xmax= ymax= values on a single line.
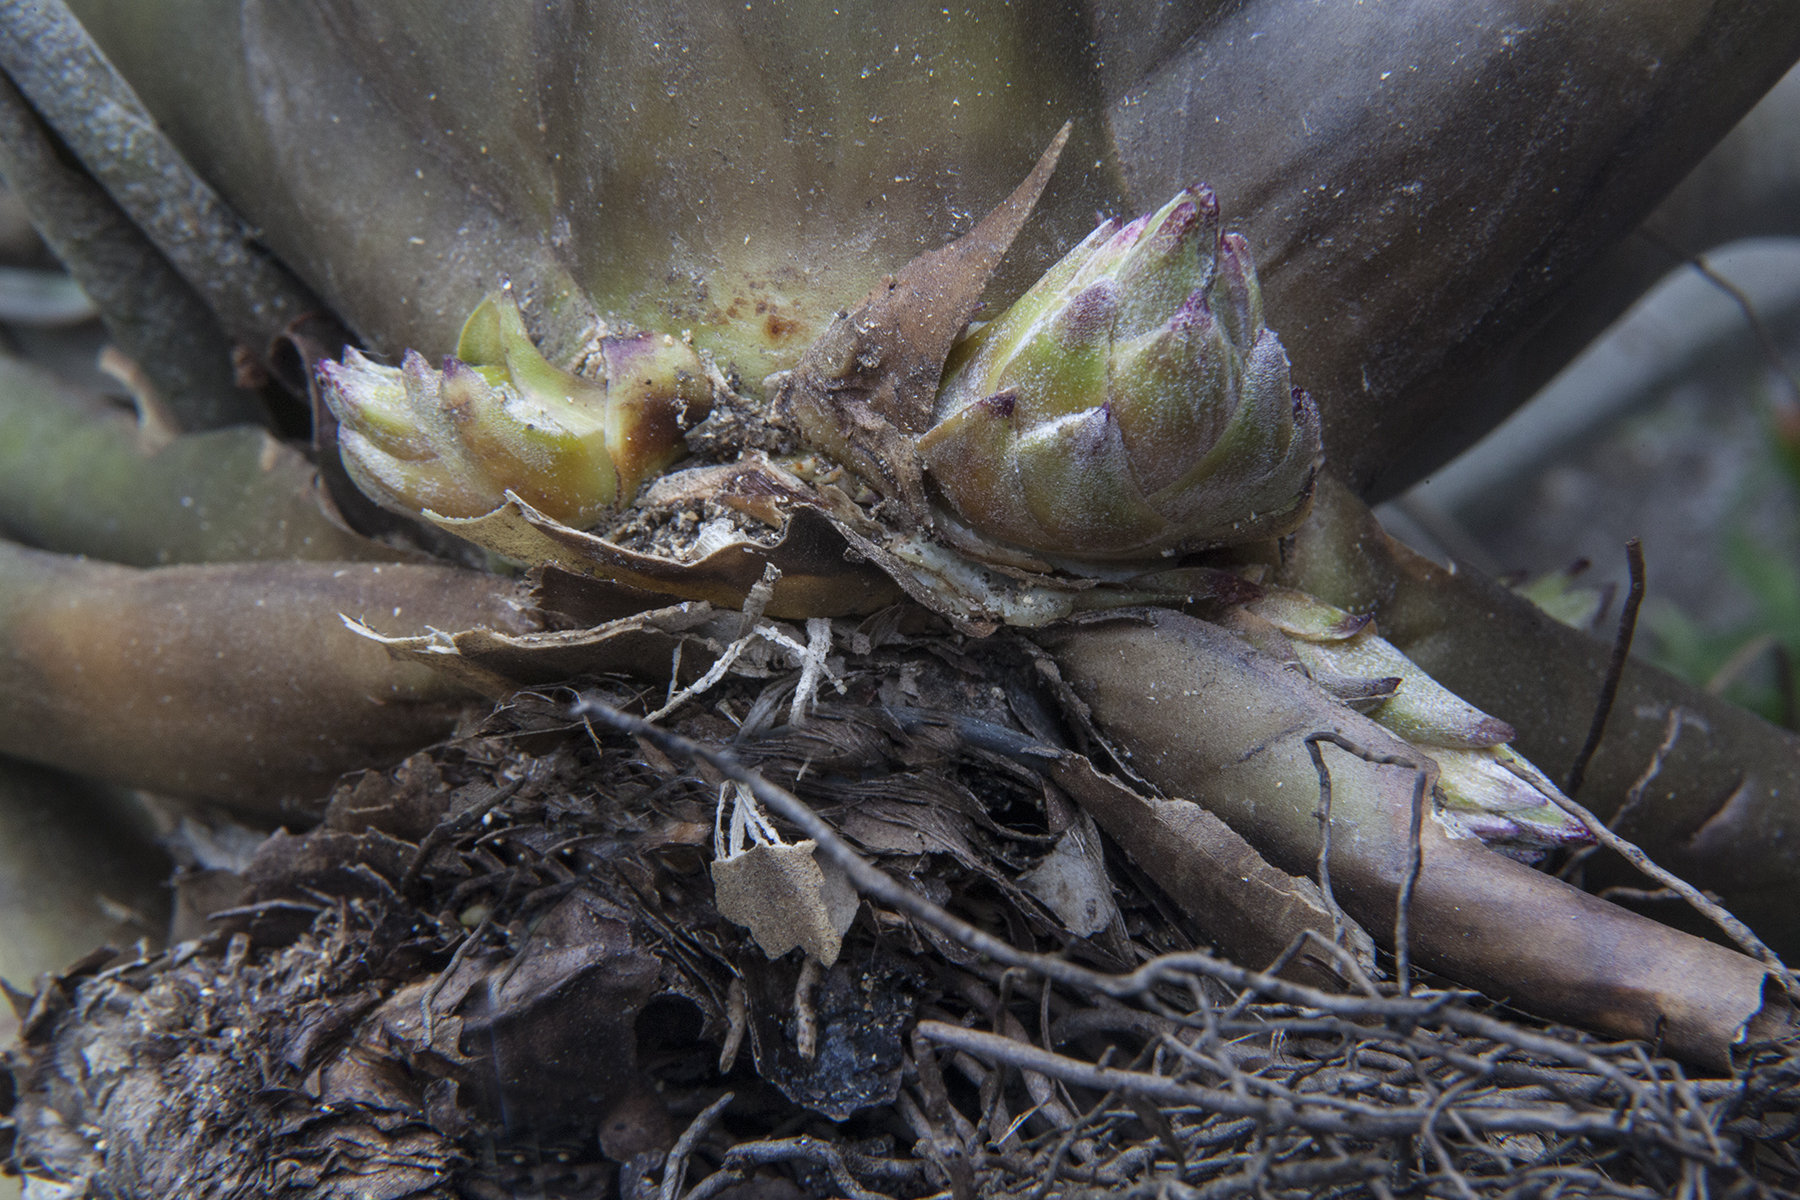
xmin=712 ymin=841 xmax=858 ymax=966
xmin=711 ymin=781 xmax=858 ymax=966
xmin=1018 ymin=830 xmax=1116 ymax=938
xmin=347 ymin=600 xmax=724 ymax=698
xmin=427 ymin=490 xmax=900 ymax=619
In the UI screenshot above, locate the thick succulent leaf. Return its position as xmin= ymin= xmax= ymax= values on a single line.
xmin=0 ymin=353 xmax=398 ymax=566
xmin=45 ymin=2 xmax=1800 ymax=494
xmin=66 ymin=0 xmax=1114 ymax=386
xmin=0 ymin=761 xmax=171 ymax=1000
xmin=1099 ymin=1 xmax=1800 ymax=492
xmin=1039 ymin=607 xmax=1777 ymax=1071
xmin=1375 ymin=62 xmax=1800 ymax=497
xmin=0 ymin=542 xmax=531 ymax=816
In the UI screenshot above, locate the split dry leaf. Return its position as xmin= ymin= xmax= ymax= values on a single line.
xmin=1015 ymin=797 xmax=1119 ymax=941
xmin=1049 ymin=754 xmax=1372 ymax=991
xmin=429 ymin=491 xmax=899 ymax=619
xmin=348 ymin=599 xmax=725 ymax=699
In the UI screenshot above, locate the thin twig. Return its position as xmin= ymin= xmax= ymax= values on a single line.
xmin=1558 ymin=708 xmax=1685 ymax=884
xmin=1565 ymin=539 xmax=1645 ymax=797
xmin=683 ymin=1135 xmax=901 ymax=1200
xmin=1641 ymin=227 xmax=1800 ymax=406
xmin=662 ymin=1092 xmax=734 ymax=1200
xmin=421 ymin=904 xmax=495 ymax=1048
xmin=913 ymin=1021 xmax=1717 ymax=1150
xmin=718 ymin=978 xmax=747 ymax=1074
xmin=794 ymin=956 xmax=823 ymax=1061
xmin=1029 ymin=1088 xmax=1120 ymax=1200
xmin=1303 ymin=732 xmax=1427 ymax=992
xmin=399 ymin=777 xmax=527 ymax=897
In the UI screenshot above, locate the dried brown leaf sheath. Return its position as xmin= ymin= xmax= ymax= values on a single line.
xmin=1040 ymin=608 xmax=1784 ymax=1070
xmin=1050 ymin=754 xmax=1372 ymax=991
xmin=433 ymin=492 xmax=900 ymax=619
xmin=777 ymin=123 xmax=1071 ymax=516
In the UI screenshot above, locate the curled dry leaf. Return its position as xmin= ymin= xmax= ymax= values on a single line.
xmin=774 ymin=122 xmax=1072 ymax=517
xmin=428 ymin=489 xmax=901 ymax=621
xmin=1049 ymin=754 xmax=1372 ymax=991
xmin=346 ymin=599 xmax=727 ymax=699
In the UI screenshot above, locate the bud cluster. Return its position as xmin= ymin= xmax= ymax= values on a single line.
xmin=1242 ymin=587 xmax=1592 ymax=856
xmin=320 ymin=294 xmax=711 ymax=528
xmin=919 ymin=187 xmax=1321 ymax=561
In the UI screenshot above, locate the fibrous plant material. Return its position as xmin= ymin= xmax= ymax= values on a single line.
xmin=8 ymin=11 xmax=1800 ymax=1196
xmin=9 ymin=685 xmax=1797 ymax=1199
xmin=295 ymin=122 xmax=1791 ymax=1079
